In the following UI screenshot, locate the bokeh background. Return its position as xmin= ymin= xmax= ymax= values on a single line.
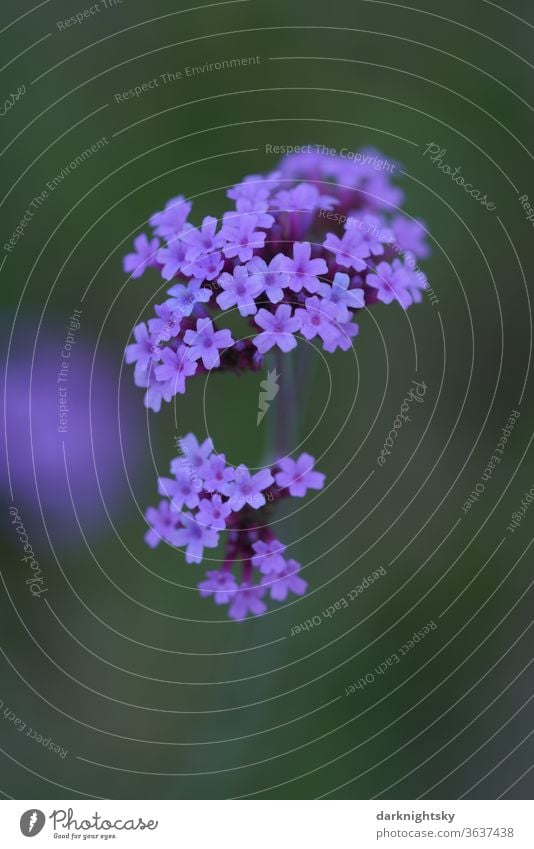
xmin=1 ymin=0 xmax=533 ymax=800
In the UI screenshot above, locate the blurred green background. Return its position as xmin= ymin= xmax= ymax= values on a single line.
xmin=1 ymin=0 xmax=533 ymax=799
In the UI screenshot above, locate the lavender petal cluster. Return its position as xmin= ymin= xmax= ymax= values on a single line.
xmin=144 ymin=435 xmax=324 ymax=620
xmin=124 ymin=147 xmax=431 ymax=412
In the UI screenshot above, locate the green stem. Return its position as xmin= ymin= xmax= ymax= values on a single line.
xmin=273 ymin=348 xmax=297 ymax=460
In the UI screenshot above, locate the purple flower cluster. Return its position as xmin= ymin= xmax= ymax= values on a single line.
xmin=124 ymin=148 xmax=432 ymax=617
xmin=144 ymin=435 xmax=324 ymax=619
xmin=124 ymin=148 xmax=431 ymax=411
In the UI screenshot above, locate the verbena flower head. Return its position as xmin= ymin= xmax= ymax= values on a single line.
xmin=124 ymin=147 xmax=432 ymax=617
xmin=144 ymin=438 xmax=322 ymax=618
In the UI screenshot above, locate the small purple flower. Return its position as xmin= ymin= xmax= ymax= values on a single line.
xmin=366 ymin=173 xmax=404 ymax=209
xmin=181 ymin=216 xmax=225 ymax=263
xmin=173 ymin=434 xmax=214 ymax=473
xmin=228 ymin=584 xmax=267 ymax=620
xmin=295 ymin=296 xmax=339 ymax=343
xmin=166 ymin=279 xmax=211 ymax=317
xmin=220 ymin=464 xmax=274 ymax=511
xmin=225 ymin=175 xmax=274 ymax=224
xmin=227 ymin=176 xmax=270 ymax=206
xmin=272 ymin=182 xmax=337 ymax=212
xmin=392 ymin=215 xmax=430 ymax=259
xmin=199 ymin=453 xmax=235 ymax=493
xmin=148 ymin=301 xmax=183 ymax=342
xmin=144 ymin=501 xmax=181 ymax=548
xmin=123 ymin=234 xmax=160 ymax=279
xmin=154 ymin=345 xmax=198 ymax=396
xmin=251 ymin=538 xmax=287 ymax=575
xmin=125 ymin=322 xmax=158 ymax=373
xmin=138 ymin=370 xmax=174 ymax=413
xmin=322 ymin=316 xmax=359 ymax=353
xmin=172 ymin=512 xmax=219 ymax=564
xmin=198 ymin=569 xmax=239 ymax=604
xmin=275 ymin=453 xmax=325 ymax=497
xmin=246 ymin=255 xmax=290 ymax=304
xmin=184 ymin=318 xmax=234 ymax=369
xmin=253 ymin=304 xmax=302 ymax=354
xmin=232 ymin=202 xmax=274 ymax=229
xmin=157 ymin=235 xmax=191 ymax=280
xmin=196 ymin=496 xmax=232 ymax=531
xmin=262 ymin=559 xmax=308 ymax=601
xmin=318 ymin=272 xmax=365 ymax=321
xmin=279 ymin=242 xmax=328 ymax=293
xmin=190 ymin=251 xmax=224 ymax=283
xmin=226 ymin=178 xmax=274 ymax=227
xmin=366 ymin=260 xmax=414 ymax=308
xmin=216 ymin=265 xmax=263 ymax=316
xmin=221 ymin=213 xmax=267 ymax=262
xmin=150 ymin=195 xmax=192 ymax=239
xmin=398 ymin=254 xmax=428 ymax=297
xmin=279 ymin=151 xmax=330 ymax=180
xmin=158 ymin=467 xmax=202 ymax=511
xmin=323 ymin=230 xmax=370 ymax=272
xmin=349 ymin=213 xmax=393 ymax=256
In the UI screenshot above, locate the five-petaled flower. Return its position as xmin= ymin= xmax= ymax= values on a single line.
xmin=150 ymin=194 xmax=192 ymax=239
xmin=318 ymin=272 xmax=366 ymax=321
xmin=253 ymin=304 xmax=302 ymax=353
xmin=155 ymin=345 xmax=197 ymax=396
xmin=275 ymin=453 xmax=325 ymax=497
xmin=172 ymin=512 xmax=219 ymax=564
xmin=221 ymin=213 xmax=268 ymax=262
xmin=184 ymin=318 xmax=234 ymax=369
xmin=220 ymin=464 xmax=274 ymax=511
xmin=279 ymin=241 xmax=328 ymax=293
xmin=123 ymin=233 xmax=160 ymax=279
xmin=216 ymin=265 xmax=263 ymax=316
xmin=366 ymin=259 xmax=420 ymax=308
